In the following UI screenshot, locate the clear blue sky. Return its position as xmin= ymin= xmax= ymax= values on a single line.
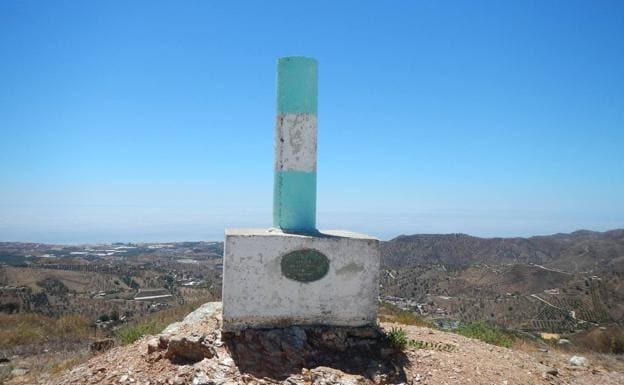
xmin=1 ymin=1 xmax=623 ymax=243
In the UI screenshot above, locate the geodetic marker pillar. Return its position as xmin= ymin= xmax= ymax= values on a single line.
xmin=273 ymin=56 xmax=318 ymax=232
xmin=222 ymin=56 xmax=379 ymax=332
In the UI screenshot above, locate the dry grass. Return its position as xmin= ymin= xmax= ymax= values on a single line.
xmin=1 ymin=347 xmax=91 ymax=384
xmin=511 ymin=337 xmax=543 ymax=352
xmin=378 ymin=301 xmax=431 ymax=327
xmin=0 ymin=313 xmax=92 ymax=384
xmin=0 ymin=313 xmax=90 ymax=348
xmin=115 ymin=300 xmax=205 ymax=345
xmin=47 ymin=351 xmax=91 ymax=375
xmin=2 ymin=301 xmax=208 ymax=383
xmin=572 ymin=326 xmax=624 ymax=354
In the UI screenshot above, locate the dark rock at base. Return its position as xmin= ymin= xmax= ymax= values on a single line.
xmin=222 ymin=324 xmax=403 ymax=382
xmin=165 ymin=334 xmax=216 ymax=363
xmin=90 ymin=339 xmax=115 ymax=353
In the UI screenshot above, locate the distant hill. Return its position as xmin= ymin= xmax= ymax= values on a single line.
xmin=381 ymin=229 xmax=624 ymax=272
xmin=380 ymin=229 xmax=624 ymax=332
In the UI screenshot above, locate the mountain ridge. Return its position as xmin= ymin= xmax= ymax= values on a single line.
xmin=382 ymin=228 xmax=624 ymax=271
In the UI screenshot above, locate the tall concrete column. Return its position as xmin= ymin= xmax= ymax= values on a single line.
xmin=273 ymin=56 xmax=318 ymax=232
xmin=223 ymin=56 xmax=379 ymax=332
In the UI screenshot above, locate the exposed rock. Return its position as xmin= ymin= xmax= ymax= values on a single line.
xmin=223 ymin=323 xmax=390 ymax=381
xmin=191 ymin=371 xmax=213 ymax=385
xmin=146 ymin=337 xmax=161 ymax=354
xmin=10 ymin=368 xmax=29 ymax=377
xmin=41 ymin=302 xmax=624 ymax=385
xmin=161 ymin=302 xmax=222 ymax=337
xmin=569 ymin=355 xmax=589 ymax=366
xmin=90 ymin=339 xmax=115 ymax=353
xmin=165 ymin=334 xmax=216 ymax=363
xmin=539 ymin=365 xmax=559 ymax=377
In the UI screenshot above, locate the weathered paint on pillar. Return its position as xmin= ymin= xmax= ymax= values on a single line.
xmin=222 ymin=57 xmax=380 ymax=332
xmin=273 ymin=57 xmax=318 ymax=232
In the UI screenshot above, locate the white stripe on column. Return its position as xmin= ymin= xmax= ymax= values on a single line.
xmin=274 ymin=113 xmax=317 ymax=172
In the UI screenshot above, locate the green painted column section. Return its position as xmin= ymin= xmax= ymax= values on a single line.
xmin=276 ymin=57 xmax=318 ymax=114
xmin=273 ymin=171 xmax=317 ymax=231
xmin=273 ymin=56 xmax=318 ymax=232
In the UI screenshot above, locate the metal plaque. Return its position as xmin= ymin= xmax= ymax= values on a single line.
xmin=280 ymin=248 xmax=329 ymax=283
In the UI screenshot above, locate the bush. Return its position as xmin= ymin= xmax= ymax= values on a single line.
xmin=386 ymin=327 xmax=408 ymax=350
xmin=610 ymin=335 xmax=624 ymax=354
xmin=455 ymin=322 xmax=514 ymax=348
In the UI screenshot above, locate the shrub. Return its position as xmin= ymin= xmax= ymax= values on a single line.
xmin=386 ymin=327 xmax=408 ymax=350
xmin=455 ymin=322 xmax=514 ymax=348
xmin=610 ymin=335 xmax=624 ymax=354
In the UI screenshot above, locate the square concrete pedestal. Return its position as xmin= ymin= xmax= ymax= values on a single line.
xmin=222 ymin=228 xmax=379 ymax=331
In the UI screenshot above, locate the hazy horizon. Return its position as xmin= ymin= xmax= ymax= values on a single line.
xmin=1 ymin=205 xmax=622 ymax=244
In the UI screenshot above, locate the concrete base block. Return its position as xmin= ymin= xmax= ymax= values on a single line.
xmin=222 ymin=228 xmax=379 ymax=331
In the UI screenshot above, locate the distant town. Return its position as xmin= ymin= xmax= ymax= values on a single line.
xmin=0 ymin=241 xmax=223 ymax=325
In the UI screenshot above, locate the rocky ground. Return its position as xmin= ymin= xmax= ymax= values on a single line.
xmin=7 ymin=302 xmax=624 ymax=385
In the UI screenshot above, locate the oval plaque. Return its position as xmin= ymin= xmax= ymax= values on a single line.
xmin=280 ymin=248 xmax=329 ymax=283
